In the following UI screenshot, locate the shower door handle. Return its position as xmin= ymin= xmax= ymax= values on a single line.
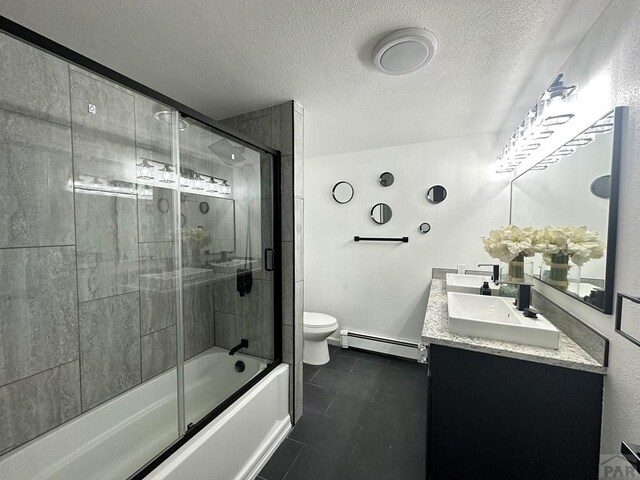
xmin=264 ymin=248 xmax=275 ymax=271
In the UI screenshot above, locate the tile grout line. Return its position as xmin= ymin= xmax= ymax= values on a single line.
xmin=0 ymin=358 xmax=79 ymax=391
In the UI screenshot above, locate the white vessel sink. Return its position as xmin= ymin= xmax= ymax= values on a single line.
xmin=447 ymin=292 xmax=560 ymax=349
xmin=445 ymin=273 xmax=500 ymax=295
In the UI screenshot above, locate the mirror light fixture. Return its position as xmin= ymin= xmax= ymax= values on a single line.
xmin=495 ymin=73 xmax=578 ymax=173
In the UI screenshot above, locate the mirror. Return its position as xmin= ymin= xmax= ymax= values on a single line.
xmin=379 ymin=172 xmax=394 ymax=187
xmin=427 ymin=185 xmax=447 ymax=204
xmin=371 ymin=203 xmax=393 ymax=224
xmin=510 ymin=108 xmax=622 ymax=313
xmin=182 ymin=194 xmax=236 ymax=253
xmin=419 ymin=222 xmax=431 ymax=233
xmin=332 ymin=181 xmax=354 ymax=204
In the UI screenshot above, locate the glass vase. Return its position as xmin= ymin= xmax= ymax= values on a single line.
xmin=548 ymin=253 xmax=570 ymax=289
xmin=508 ymin=253 xmax=525 ymax=282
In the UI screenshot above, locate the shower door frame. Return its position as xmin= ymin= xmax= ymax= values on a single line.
xmin=0 ymin=15 xmax=283 ymax=480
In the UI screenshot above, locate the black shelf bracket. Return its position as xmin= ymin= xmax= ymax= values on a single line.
xmin=354 ymin=236 xmax=409 ymax=243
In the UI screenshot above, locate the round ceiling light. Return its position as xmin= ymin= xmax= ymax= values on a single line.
xmin=373 ymin=28 xmax=437 ymax=75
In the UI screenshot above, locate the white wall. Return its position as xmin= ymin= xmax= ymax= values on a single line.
xmin=526 ymin=0 xmax=640 ymax=455
xmin=304 ymin=134 xmax=510 ymax=343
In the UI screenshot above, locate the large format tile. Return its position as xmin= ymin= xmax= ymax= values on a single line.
xmin=270 ymin=102 xmax=293 ymax=156
xmin=134 ymin=94 xmax=172 ymax=155
xmin=240 ymin=279 xmax=275 ymax=359
xmin=281 ymin=242 xmax=294 ymax=326
xmin=0 ymin=361 xmax=80 ymax=455
xmin=303 ymin=383 xmax=334 ymax=415
xmin=283 ymin=446 xmax=368 ymax=480
xmin=214 ymin=276 xmax=241 ymax=315
xmin=0 ymin=109 xmax=75 ymax=248
xmin=79 ymin=292 xmax=141 ymax=411
xmin=75 ymin=193 xmax=139 ymax=302
xmin=183 ymin=282 xmax=215 ymax=359
xmin=326 ymin=393 xmax=410 ymax=440
xmin=293 ymin=109 xmax=304 ymax=200
xmin=349 ymin=427 xmax=425 ymax=480
xmin=289 ymin=410 xmax=361 ymax=460
xmin=141 ymin=326 xmax=177 ymax=381
xmin=238 ymin=114 xmax=271 ymax=147
xmin=294 ymin=198 xmax=303 ymax=282
xmin=70 ymin=69 xmax=136 ymax=184
xmin=138 ymin=186 xmax=175 ymax=243
xmin=214 ymin=312 xmax=241 ymax=350
xmin=139 ymin=241 xmax=177 ymax=334
xmin=0 ymin=32 xmax=71 ymax=125
xmin=309 ymin=368 xmax=379 ymax=400
xmin=0 ymin=246 xmax=78 ymax=386
xmin=259 ymin=438 xmax=302 ymax=480
xmin=281 ymin=157 xmax=294 ymax=242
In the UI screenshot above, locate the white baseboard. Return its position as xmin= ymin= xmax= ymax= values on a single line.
xmin=335 ymin=330 xmax=421 ymax=361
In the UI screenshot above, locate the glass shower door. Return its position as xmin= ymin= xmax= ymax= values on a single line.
xmin=177 ymin=116 xmax=277 ymax=427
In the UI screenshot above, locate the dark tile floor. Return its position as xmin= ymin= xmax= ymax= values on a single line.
xmin=258 ymin=345 xmax=428 ymax=480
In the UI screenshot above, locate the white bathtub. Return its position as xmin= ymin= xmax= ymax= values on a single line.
xmin=0 ymin=348 xmax=289 ymax=480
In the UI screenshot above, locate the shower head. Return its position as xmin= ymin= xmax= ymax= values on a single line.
xmin=208 ymin=138 xmax=246 ymax=166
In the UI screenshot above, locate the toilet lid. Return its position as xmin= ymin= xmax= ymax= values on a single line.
xmin=304 ymin=311 xmax=338 ymax=328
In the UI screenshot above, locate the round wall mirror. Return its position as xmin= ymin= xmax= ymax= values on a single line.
xmin=379 ymin=172 xmax=395 ymax=187
xmin=427 ymin=185 xmax=447 ymax=204
xmin=590 ymin=175 xmax=611 ymax=199
xmin=332 ymin=181 xmax=354 ymax=204
xmin=419 ymin=222 xmax=431 ymax=233
xmin=371 ymin=203 xmax=393 ymax=224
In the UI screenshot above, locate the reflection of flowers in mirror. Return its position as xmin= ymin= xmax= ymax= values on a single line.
xmin=182 ymin=226 xmax=211 ymax=248
xmin=535 ymin=226 xmax=605 ymax=267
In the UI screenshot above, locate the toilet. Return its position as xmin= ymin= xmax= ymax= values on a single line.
xmin=303 ymin=312 xmax=339 ymax=365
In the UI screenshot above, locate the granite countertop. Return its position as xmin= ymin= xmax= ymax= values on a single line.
xmin=421 ymin=279 xmax=607 ymax=374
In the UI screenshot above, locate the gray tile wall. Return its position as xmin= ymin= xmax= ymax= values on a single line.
xmin=221 ymin=100 xmax=305 ymax=422
xmin=0 ymin=30 xmax=290 ymax=456
xmin=1 ymin=32 xmax=204 ymax=455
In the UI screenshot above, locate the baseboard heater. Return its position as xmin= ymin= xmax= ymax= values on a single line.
xmin=337 ymin=329 xmax=420 ymax=361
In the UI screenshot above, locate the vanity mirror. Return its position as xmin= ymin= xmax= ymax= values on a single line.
xmin=510 ymin=107 xmax=624 ymax=313
xmin=332 ymin=181 xmax=354 ymax=204
xmin=371 ymin=203 xmax=393 ymax=224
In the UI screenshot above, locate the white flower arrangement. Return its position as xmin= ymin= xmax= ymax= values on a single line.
xmin=482 ymin=225 xmax=538 ymax=263
xmin=535 ymin=226 xmax=605 ymax=266
xmin=182 ymin=226 xmax=211 ymax=249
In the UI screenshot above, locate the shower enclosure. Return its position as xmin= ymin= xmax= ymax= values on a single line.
xmin=0 ymin=18 xmax=281 ymax=479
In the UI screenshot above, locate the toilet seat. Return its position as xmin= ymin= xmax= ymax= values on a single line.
xmin=304 ymin=312 xmax=338 ymax=329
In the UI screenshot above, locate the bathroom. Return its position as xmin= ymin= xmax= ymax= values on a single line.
xmin=1 ymin=1 xmax=640 ymax=479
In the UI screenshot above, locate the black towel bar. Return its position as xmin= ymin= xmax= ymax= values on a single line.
xmin=354 ymin=236 xmax=409 ymax=243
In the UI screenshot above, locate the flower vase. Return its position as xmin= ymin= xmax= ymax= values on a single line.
xmin=548 ymin=253 xmax=570 ymax=289
xmin=508 ymin=253 xmax=525 ymax=282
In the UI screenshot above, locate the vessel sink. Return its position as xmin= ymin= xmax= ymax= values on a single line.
xmin=447 ymin=292 xmax=560 ymax=349
xmin=445 ymin=273 xmax=500 ymax=295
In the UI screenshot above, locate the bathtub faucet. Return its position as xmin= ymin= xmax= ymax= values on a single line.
xmin=229 ymin=339 xmax=249 ymax=356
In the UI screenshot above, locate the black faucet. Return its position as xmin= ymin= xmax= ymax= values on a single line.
xmin=478 ymin=263 xmax=501 ymax=284
xmin=229 ymin=339 xmax=249 ymax=356
xmin=498 ymin=281 xmax=532 ymax=311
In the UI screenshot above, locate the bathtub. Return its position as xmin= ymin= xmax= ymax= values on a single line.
xmin=0 ymin=347 xmax=290 ymax=480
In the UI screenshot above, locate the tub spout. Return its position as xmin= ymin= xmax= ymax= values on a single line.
xmin=229 ymin=339 xmax=249 ymax=355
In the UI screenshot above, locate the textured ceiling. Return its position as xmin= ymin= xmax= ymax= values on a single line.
xmin=0 ymin=0 xmax=609 ymax=157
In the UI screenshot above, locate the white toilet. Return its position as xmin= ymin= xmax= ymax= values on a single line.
xmin=303 ymin=312 xmax=339 ymax=365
